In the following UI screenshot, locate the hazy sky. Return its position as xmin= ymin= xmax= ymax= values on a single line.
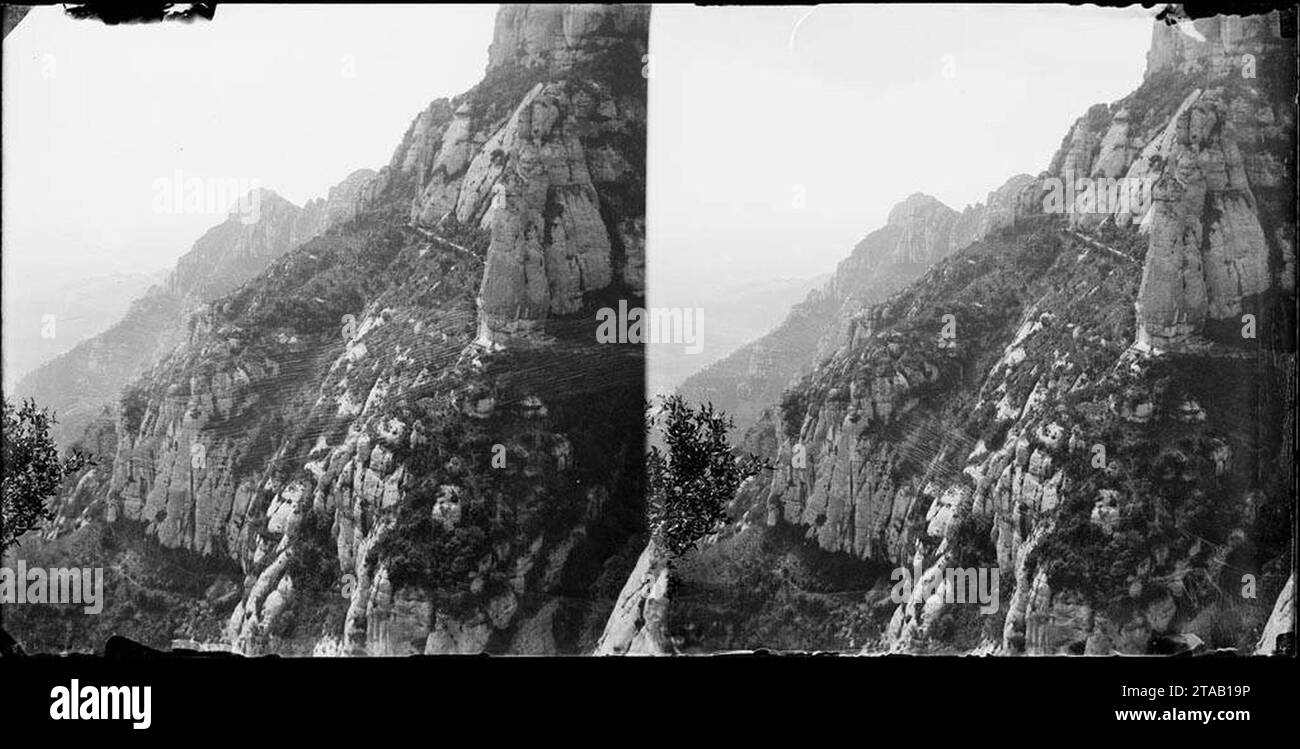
xmin=648 ymin=4 xmax=1156 ymax=298
xmin=3 ymin=4 xmax=497 ymax=280
xmin=2 ymin=4 xmax=497 ymax=388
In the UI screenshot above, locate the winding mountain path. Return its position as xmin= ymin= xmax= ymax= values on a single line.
xmin=408 ymin=221 xmax=477 ymax=259
xmin=1064 ymin=227 xmax=1140 ymax=265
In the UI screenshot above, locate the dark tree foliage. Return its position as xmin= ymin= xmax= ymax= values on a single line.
xmin=778 ymin=387 xmax=808 ymax=441
xmin=647 ymin=395 xmax=768 ymax=560
xmin=286 ymin=508 xmax=342 ymax=594
xmin=1 ymin=398 xmax=92 ymax=550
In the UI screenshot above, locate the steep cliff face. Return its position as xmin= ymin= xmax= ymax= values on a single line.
xmin=30 ymin=3 xmax=648 ymax=657
xmin=594 ymin=541 xmax=669 ymax=655
xmin=1146 ymin=11 xmax=1291 ymax=79
xmin=678 ymin=180 xmax=1032 ymax=438
xmin=169 ymin=190 xmax=313 ymax=301
xmin=387 ymin=3 xmax=648 ymax=347
xmin=1027 ymin=13 xmax=1294 ymax=352
xmin=1132 ymin=84 xmax=1283 ymax=350
xmin=488 ymin=4 xmax=650 ymax=73
xmin=666 ymin=9 xmax=1294 ymax=655
xmin=14 ymin=180 xmax=372 ymax=449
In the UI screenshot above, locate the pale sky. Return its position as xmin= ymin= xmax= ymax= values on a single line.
xmin=2 ymin=4 xmax=497 ymax=388
xmin=648 ymin=3 xmax=1157 ymax=299
xmin=2 ymin=3 xmax=497 ymax=284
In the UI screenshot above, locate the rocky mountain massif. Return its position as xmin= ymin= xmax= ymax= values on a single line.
xmin=678 ymin=178 xmax=1034 ymax=439
xmin=13 ymin=174 xmax=375 ymax=449
xmin=7 ymin=3 xmax=649 ymax=656
xmin=634 ymin=10 xmax=1295 ymax=655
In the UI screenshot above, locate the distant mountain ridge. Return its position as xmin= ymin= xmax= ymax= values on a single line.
xmin=12 ymin=172 xmax=376 ymax=447
xmin=677 ymin=177 xmax=1033 ymax=436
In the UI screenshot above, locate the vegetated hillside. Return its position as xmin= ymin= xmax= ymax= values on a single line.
xmin=666 ymin=9 xmax=1296 ymax=655
xmin=13 ymin=175 xmax=375 ymax=449
xmin=677 ymin=180 xmax=1033 ymax=439
xmin=8 ymin=3 xmax=650 ymax=656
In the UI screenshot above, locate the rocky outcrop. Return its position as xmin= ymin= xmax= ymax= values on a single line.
xmin=1255 ymin=573 xmax=1294 ymax=654
xmin=340 ymin=7 xmax=650 ymax=329
xmin=473 ymin=79 xmax=637 ymax=341
xmin=1146 ymin=12 xmax=1288 ymax=80
xmin=1016 ymin=11 xmax=1293 ymax=352
xmin=168 ymin=190 xmax=305 ymax=300
xmin=293 ymin=168 xmax=378 ymax=240
xmin=949 ymin=174 xmax=1038 ymax=249
xmin=594 ymin=542 xmax=670 ymax=655
xmin=1136 ymin=89 xmax=1274 ymax=350
xmin=884 ymin=194 xmax=959 ymax=266
xmin=395 ymin=3 xmax=649 ymax=347
xmin=487 ymin=4 xmax=651 ymax=73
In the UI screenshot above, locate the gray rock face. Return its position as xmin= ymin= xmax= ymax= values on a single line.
xmin=1255 ymin=573 xmax=1295 ymax=654
xmin=294 ymin=168 xmax=379 ymax=239
xmin=168 ymin=190 xmax=303 ymax=300
xmin=954 ymin=174 xmax=1038 ymax=247
xmin=885 ymin=194 xmax=959 ymax=266
xmin=381 ymin=3 xmax=649 ymax=347
xmin=1145 ymin=12 xmax=1287 ymax=80
xmin=488 ymin=4 xmax=651 ymax=72
xmin=473 ymin=81 xmax=626 ymax=336
xmin=1136 ymin=91 xmax=1272 ymax=350
xmin=1015 ymin=11 xmax=1292 ymax=351
xmin=594 ymin=542 xmax=669 ymax=655
xmin=959 ymin=11 xmax=1294 ymax=352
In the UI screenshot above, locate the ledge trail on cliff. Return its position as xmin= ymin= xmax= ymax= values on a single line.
xmin=646 ymin=9 xmax=1296 ymax=656
xmin=10 ymin=4 xmax=650 ymax=656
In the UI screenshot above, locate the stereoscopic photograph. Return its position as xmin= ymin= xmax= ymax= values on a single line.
xmin=0 ymin=0 xmax=1294 ymax=735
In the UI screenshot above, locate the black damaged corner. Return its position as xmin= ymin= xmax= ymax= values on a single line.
xmin=64 ymin=2 xmax=216 ymax=26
